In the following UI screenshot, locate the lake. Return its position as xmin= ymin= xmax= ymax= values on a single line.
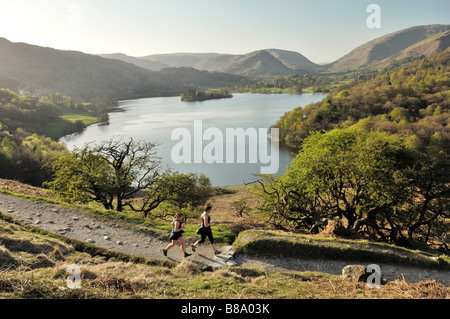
xmin=60 ymin=93 xmax=326 ymax=186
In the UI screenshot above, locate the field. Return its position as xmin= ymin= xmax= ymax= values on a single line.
xmin=43 ymin=108 xmax=99 ymax=140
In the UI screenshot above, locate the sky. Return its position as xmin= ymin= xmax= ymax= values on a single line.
xmin=0 ymin=0 xmax=448 ymax=63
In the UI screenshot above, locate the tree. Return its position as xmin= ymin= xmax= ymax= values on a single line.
xmin=46 ymin=138 xmax=215 ymax=218
xmin=126 ymin=171 xmax=213 ymax=218
xmin=231 ymin=198 xmax=249 ymax=218
xmin=164 ymin=172 xmax=213 ymax=209
xmin=258 ymin=126 xmax=449 ymax=248
xmin=46 ymin=138 xmax=164 ymax=211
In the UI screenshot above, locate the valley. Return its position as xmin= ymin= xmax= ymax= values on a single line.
xmin=0 ymin=21 xmax=449 ymax=303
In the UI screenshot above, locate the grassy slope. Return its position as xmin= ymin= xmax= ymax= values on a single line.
xmin=44 ymin=108 xmax=98 ymax=140
xmin=0 ymin=179 xmax=448 ymax=299
xmin=233 ymin=230 xmax=449 ymax=269
xmin=1 ymin=213 xmax=448 ymax=299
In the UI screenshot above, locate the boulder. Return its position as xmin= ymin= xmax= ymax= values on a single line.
xmin=342 ymin=265 xmax=368 ymax=282
xmin=342 ymin=264 xmax=388 ymax=286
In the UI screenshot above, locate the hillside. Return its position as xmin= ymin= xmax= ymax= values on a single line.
xmin=0 ymin=181 xmax=448 ymax=300
xmin=102 ymin=25 xmax=450 ymax=77
xmin=111 ymin=50 xmax=307 ymax=76
xmin=326 ymin=24 xmax=450 ymax=72
xmin=266 ymin=52 xmax=449 ymax=255
xmin=99 ymin=53 xmax=169 ymax=71
xmin=0 ymin=38 xmax=170 ymax=99
xmin=265 ymin=49 xmax=321 ymax=72
xmin=193 ymin=50 xmax=320 ymax=76
xmin=275 ymin=51 xmax=450 ymax=150
xmin=0 ymin=38 xmax=245 ymax=99
xmin=2 ymin=24 xmax=447 ymax=98
xmin=140 ymin=52 xmax=223 ymax=68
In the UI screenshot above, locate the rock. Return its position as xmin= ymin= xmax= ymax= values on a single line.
xmin=226 ymin=260 xmax=238 ymax=266
xmin=86 ymin=238 xmax=95 ymax=244
xmin=342 ymin=265 xmax=388 ymax=286
xmin=201 ymin=264 xmax=214 ymax=272
xmin=35 ymin=220 xmax=41 ymax=225
xmin=103 ymin=236 xmax=111 ymax=241
xmin=116 ymin=240 xmax=124 ymax=245
xmin=342 ymin=265 xmax=367 ymax=282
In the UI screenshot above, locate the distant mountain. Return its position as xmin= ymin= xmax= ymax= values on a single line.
xmin=133 ymin=49 xmax=321 ymax=76
xmin=140 ymin=52 xmax=224 ymax=68
xmin=102 ymin=25 xmax=450 ymax=77
xmin=265 ymin=49 xmax=320 ymax=72
xmin=1 ymin=24 xmax=449 ymax=99
xmin=0 ymin=38 xmax=171 ymax=99
xmin=193 ymin=50 xmax=292 ymax=76
xmin=100 ymin=53 xmax=169 ymax=71
xmin=0 ymin=38 xmax=245 ymax=99
xmin=326 ymin=24 xmax=450 ymax=72
xmin=154 ymin=67 xmax=246 ymax=89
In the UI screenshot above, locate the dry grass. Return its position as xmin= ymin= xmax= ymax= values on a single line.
xmin=0 ymin=179 xmax=449 ymax=299
xmin=208 ymin=185 xmax=267 ymax=226
xmin=0 ymin=179 xmax=53 ymax=199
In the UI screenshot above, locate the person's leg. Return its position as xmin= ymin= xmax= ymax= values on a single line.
xmin=163 ymin=239 xmax=177 ymax=255
xmin=165 ymin=240 xmax=177 ymax=251
xmin=207 ymin=231 xmax=220 ymax=255
xmin=192 ymin=232 xmax=206 ymax=251
xmin=179 ymin=237 xmax=187 ymax=253
xmin=179 ymin=237 xmax=191 ymax=257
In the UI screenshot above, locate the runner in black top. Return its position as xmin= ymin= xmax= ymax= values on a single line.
xmin=191 ymin=204 xmax=221 ymax=255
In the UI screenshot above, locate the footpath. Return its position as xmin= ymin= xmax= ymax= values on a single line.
xmin=0 ymin=193 xmax=235 ymax=270
xmin=1 ymin=192 xmax=449 ymax=285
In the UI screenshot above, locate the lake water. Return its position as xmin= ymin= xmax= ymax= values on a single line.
xmin=60 ymin=93 xmax=326 ymax=186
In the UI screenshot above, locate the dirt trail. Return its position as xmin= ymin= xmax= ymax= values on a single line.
xmin=0 ymin=193 xmax=234 ymax=269
xmin=0 ymin=192 xmax=449 ymax=285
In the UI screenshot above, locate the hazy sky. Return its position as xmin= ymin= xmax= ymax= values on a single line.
xmin=0 ymin=0 xmax=448 ymax=63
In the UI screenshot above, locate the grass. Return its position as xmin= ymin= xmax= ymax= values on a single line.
xmin=0 ymin=180 xmax=265 ymax=245
xmin=0 ymin=179 xmax=448 ymax=299
xmin=233 ymin=230 xmax=450 ymax=270
xmin=44 ymin=108 xmax=99 ymax=139
xmin=0 ymin=215 xmax=448 ymax=299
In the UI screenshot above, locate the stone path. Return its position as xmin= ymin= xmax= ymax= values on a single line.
xmin=0 ymin=193 xmax=235 ymax=269
xmin=1 ymin=192 xmax=449 ymax=285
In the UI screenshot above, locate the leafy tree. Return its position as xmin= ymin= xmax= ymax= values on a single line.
xmin=46 ymin=138 xmax=214 ymax=217
xmin=131 ymin=172 xmax=213 ymax=218
xmin=274 ymin=51 xmax=450 ymax=150
xmin=257 ymin=127 xmax=449 ymax=248
xmin=46 ymin=138 xmax=164 ymax=211
xmin=163 ymin=172 xmax=213 ymax=209
xmin=231 ymin=198 xmax=249 ymax=218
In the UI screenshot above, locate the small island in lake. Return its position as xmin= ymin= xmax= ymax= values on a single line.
xmin=181 ymin=89 xmax=233 ymax=102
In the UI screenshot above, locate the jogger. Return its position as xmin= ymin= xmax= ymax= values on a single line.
xmin=192 ymin=204 xmax=221 ymax=255
xmin=163 ymin=212 xmax=191 ymax=258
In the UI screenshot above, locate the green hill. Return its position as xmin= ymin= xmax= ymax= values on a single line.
xmin=0 ymin=38 xmax=245 ymax=99
xmin=326 ymin=24 xmax=450 ymax=72
xmin=193 ymin=49 xmax=320 ymax=76
xmin=275 ymin=51 xmax=450 ymax=150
